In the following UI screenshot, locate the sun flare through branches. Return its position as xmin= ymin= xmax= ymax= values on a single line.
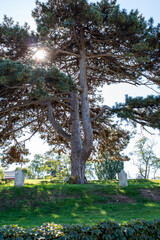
xmin=34 ymin=48 xmax=46 ymax=61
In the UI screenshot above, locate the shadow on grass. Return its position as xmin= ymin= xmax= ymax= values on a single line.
xmin=0 ymin=180 xmax=160 ymax=227
xmin=0 ymin=198 xmax=160 ymax=227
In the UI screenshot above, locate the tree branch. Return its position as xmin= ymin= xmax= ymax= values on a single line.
xmin=90 ymin=105 xmax=112 ymax=122
xmin=0 ymin=97 xmax=71 ymax=115
xmin=54 ymin=48 xmax=80 ymax=58
xmin=19 ymin=130 xmax=38 ymax=143
xmin=86 ymin=53 xmax=126 ymax=59
xmin=0 ymin=117 xmax=41 ymax=137
xmin=47 ymin=101 xmax=71 ymax=141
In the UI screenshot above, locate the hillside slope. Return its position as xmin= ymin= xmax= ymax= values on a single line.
xmin=0 ymin=179 xmax=160 ymax=227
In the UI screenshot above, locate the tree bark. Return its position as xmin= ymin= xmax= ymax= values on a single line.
xmin=47 ymin=34 xmax=93 ymax=184
xmin=79 ymin=49 xmax=93 ymax=159
xmin=70 ymin=91 xmax=83 ymax=183
xmin=69 ymin=45 xmax=93 ymax=183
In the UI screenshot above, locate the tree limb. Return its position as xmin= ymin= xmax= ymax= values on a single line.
xmin=47 ymin=101 xmax=71 ymax=141
xmin=0 ymin=97 xmax=71 ymax=115
xmin=54 ymin=48 xmax=80 ymax=58
xmin=90 ymin=105 xmax=112 ymax=122
xmin=0 ymin=117 xmax=41 ymax=137
xmin=86 ymin=53 xmax=127 ymax=59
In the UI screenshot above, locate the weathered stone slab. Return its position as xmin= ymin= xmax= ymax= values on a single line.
xmin=119 ymin=169 xmax=128 ymax=187
xmin=14 ymin=170 xmax=25 ymax=187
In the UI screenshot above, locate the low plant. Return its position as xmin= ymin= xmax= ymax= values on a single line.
xmin=0 ymin=219 xmax=160 ymax=239
xmin=0 ymin=169 xmax=4 ymax=180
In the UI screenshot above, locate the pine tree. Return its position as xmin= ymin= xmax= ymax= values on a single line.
xmin=0 ymin=0 xmax=159 ymax=183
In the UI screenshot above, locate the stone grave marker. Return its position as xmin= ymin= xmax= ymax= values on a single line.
xmin=119 ymin=169 xmax=128 ymax=187
xmin=14 ymin=170 xmax=25 ymax=187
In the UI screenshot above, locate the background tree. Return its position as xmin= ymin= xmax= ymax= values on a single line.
xmin=43 ymin=151 xmax=70 ymax=180
xmin=15 ymin=167 xmax=34 ymax=179
xmin=29 ymin=154 xmax=46 ymax=179
xmin=151 ymin=157 xmax=160 ymax=179
xmin=132 ymin=136 xmax=159 ymax=179
xmin=0 ymin=155 xmax=5 ymax=181
xmin=85 ymin=161 xmax=95 ymax=180
xmin=0 ymin=0 xmax=159 ymax=183
xmin=0 ymin=169 xmax=4 ymax=180
xmin=95 ymin=154 xmax=124 ymax=180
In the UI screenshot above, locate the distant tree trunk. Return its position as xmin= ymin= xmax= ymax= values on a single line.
xmin=153 ymin=168 xmax=158 ymax=179
xmin=145 ymin=164 xmax=148 ymax=179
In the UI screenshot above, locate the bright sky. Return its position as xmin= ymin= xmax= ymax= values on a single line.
xmin=0 ymin=0 xmax=160 ymax=178
xmin=0 ymin=0 xmax=160 ymax=29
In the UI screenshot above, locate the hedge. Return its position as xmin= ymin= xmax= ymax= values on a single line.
xmin=0 ymin=219 xmax=160 ymax=240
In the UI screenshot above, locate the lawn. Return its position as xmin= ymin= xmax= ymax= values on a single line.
xmin=0 ymin=179 xmax=160 ymax=228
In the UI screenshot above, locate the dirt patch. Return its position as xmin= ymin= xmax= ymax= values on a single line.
xmin=108 ymin=194 xmax=136 ymax=204
xmin=54 ymin=193 xmax=79 ymax=199
xmin=91 ymin=191 xmax=136 ymax=204
xmin=140 ymin=189 xmax=160 ymax=202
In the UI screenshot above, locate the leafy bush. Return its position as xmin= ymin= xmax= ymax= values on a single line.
xmin=0 ymin=169 xmax=5 ymax=184
xmin=122 ymin=219 xmax=160 ymax=240
xmin=0 ymin=219 xmax=160 ymax=239
xmin=0 ymin=169 xmax=4 ymax=180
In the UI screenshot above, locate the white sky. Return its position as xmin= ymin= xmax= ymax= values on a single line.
xmin=0 ymin=0 xmax=160 ymax=178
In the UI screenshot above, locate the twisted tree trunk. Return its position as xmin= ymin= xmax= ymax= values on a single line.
xmin=70 ymin=48 xmax=93 ymax=183
xmin=47 ymin=42 xmax=93 ymax=184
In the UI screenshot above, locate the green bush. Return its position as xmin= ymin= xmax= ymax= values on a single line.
xmin=0 ymin=169 xmax=4 ymax=180
xmin=45 ymin=175 xmax=54 ymax=179
xmin=0 ymin=219 xmax=160 ymax=239
xmin=0 ymin=169 xmax=5 ymax=185
xmin=122 ymin=219 xmax=160 ymax=240
xmin=67 ymin=175 xmax=80 ymax=184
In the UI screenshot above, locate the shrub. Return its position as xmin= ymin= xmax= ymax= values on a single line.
xmin=0 ymin=169 xmax=5 ymax=184
xmin=67 ymin=175 xmax=80 ymax=184
xmin=0 ymin=169 xmax=4 ymax=180
xmin=122 ymin=219 xmax=160 ymax=240
xmin=0 ymin=219 xmax=160 ymax=239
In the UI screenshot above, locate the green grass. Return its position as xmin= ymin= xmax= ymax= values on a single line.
xmin=0 ymin=179 xmax=160 ymax=228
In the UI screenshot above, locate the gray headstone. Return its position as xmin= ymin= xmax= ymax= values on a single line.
xmin=119 ymin=169 xmax=128 ymax=187
xmin=14 ymin=170 xmax=25 ymax=187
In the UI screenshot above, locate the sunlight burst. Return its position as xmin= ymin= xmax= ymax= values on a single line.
xmin=34 ymin=49 xmax=46 ymax=61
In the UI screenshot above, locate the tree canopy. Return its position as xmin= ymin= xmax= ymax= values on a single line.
xmin=0 ymin=0 xmax=159 ymax=183
xmin=0 ymin=16 xmax=37 ymax=61
xmin=112 ymin=95 xmax=160 ymax=130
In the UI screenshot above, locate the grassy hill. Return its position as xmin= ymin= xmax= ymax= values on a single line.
xmin=0 ymin=179 xmax=160 ymax=228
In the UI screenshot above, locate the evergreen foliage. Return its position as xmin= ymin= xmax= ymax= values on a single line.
xmin=0 ymin=16 xmax=37 ymax=60
xmin=112 ymin=95 xmax=160 ymax=129
xmin=95 ymin=156 xmax=124 ymax=180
